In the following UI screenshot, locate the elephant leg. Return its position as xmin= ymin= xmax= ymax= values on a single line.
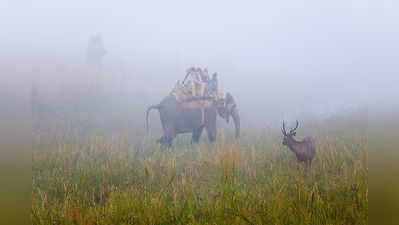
xmin=165 ymin=136 xmax=173 ymax=148
xmin=157 ymin=136 xmax=168 ymax=146
xmin=205 ymin=122 xmax=217 ymax=143
xmin=157 ymin=136 xmax=174 ymax=148
xmin=156 ymin=125 xmax=175 ymax=148
xmin=191 ymin=127 xmax=204 ymax=144
xmin=156 ymin=136 xmax=165 ymax=144
xmin=158 ymin=123 xmax=176 ymax=148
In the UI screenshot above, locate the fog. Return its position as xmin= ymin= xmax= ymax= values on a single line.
xmin=2 ymin=0 xmax=398 ymax=132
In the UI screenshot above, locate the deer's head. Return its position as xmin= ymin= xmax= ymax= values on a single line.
xmin=281 ymin=120 xmax=299 ymax=146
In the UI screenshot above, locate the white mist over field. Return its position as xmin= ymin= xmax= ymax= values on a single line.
xmin=1 ymin=0 xmax=398 ymax=130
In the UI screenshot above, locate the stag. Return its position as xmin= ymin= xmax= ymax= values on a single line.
xmin=281 ymin=120 xmax=316 ymax=167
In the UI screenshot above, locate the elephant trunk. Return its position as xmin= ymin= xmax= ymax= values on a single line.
xmin=231 ymin=107 xmax=240 ymax=138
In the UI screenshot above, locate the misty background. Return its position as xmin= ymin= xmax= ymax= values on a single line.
xmin=1 ymin=0 xmax=398 ymax=137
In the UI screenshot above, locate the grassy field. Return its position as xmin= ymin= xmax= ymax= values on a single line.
xmin=32 ymin=121 xmax=368 ymax=225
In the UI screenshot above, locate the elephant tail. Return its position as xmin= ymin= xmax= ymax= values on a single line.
xmin=146 ymin=104 xmax=160 ymax=135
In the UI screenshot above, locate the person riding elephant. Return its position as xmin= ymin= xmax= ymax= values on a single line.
xmin=199 ymin=68 xmax=210 ymax=82
xmin=205 ymin=72 xmax=218 ymax=98
xmin=185 ymin=67 xmax=205 ymax=97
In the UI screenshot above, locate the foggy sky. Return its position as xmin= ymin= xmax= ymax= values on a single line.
xmin=2 ymin=0 xmax=398 ymax=127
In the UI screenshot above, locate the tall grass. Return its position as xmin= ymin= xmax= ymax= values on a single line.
xmin=32 ymin=124 xmax=367 ymax=225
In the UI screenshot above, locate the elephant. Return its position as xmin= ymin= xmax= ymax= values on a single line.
xmin=146 ymin=93 xmax=240 ymax=147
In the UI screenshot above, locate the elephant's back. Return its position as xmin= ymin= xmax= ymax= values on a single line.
xmin=159 ymin=95 xmax=215 ymax=116
xmin=159 ymin=95 xmax=180 ymax=108
xmin=158 ymin=95 xmax=183 ymax=117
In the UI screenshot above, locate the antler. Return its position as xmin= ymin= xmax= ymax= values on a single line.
xmin=281 ymin=121 xmax=287 ymax=135
xmin=290 ymin=120 xmax=299 ymax=134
